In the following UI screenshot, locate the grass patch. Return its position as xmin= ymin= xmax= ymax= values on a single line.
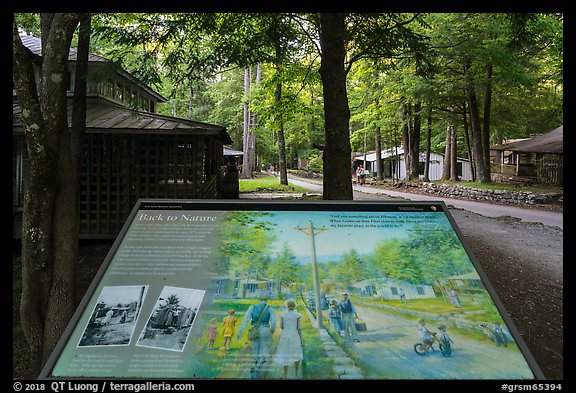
xmin=239 ymin=175 xmax=312 ymax=193
xmin=361 ymin=296 xmax=484 ymax=314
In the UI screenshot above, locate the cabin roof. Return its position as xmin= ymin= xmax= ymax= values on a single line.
xmin=18 ymin=34 xmax=168 ymax=103
xmin=13 ymin=97 xmax=233 ymax=144
xmin=491 ymin=126 xmax=563 ymax=154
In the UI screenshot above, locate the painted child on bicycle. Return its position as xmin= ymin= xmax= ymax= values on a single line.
xmin=417 ymin=318 xmax=434 ymax=352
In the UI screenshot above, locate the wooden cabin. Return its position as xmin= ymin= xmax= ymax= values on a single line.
xmin=490 ymin=125 xmax=563 ymax=185
xmin=13 ymin=34 xmax=234 ymax=238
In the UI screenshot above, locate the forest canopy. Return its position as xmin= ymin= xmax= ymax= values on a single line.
xmin=16 ymin=12 xmax=562 ymax=178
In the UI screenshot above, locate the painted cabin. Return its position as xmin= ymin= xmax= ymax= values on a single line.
xmin=349 ymin=278 xmax=437 ymax=300
xmin=13 ymin=34 xmax=234 ymax=238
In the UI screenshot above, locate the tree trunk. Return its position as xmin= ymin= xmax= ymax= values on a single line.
xmin=408 ymin=100 xmax=421 ymax=180
xmin=318 ymin=13 xmax=352 ymax=200
xmin=242 ymin=67 xmax=254 ymax=178
xmin=401 ymin=100 xmax=411 ymax=179
xmin=482 ymin=64 xmax=493 ymax=177
xmin=423 ymin=107 xmax=432 ymax=182
xmin=462 ymin=101 xmax=476 ymax=182
xmin=274 ymin=64 xmax=288 ymax=185
xmin=442 ymin=122 xmax=452 ymax=181
xmin=374 ymin=126 xmax=383 ymax=181
xmin=450 ymin=117 xmax=459 ymax=181
xmin=71 ymin=14 xmax=90 ymax=208
xmin=252 ymin=64 xmax=262 ymax=171
xmin=13 ymin=13 xmax=82 ymax=375
xmin=464 ymin=59 xmax=489 ymax=183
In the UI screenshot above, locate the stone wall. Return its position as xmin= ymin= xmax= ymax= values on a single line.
xmin=418 ymin=182 xmax=562 ymax=206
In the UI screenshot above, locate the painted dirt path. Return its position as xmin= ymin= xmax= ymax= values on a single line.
xmin=343 ymin=303 xmax=536 ymax=379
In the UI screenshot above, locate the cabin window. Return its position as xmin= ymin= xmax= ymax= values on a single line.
xmin=416 ymin=286 xmax=425 ymax=296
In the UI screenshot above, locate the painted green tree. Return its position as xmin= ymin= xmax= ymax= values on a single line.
xmin=267 ymin=242 xmax=301 ymax=298
xmin=371 ymin=237 xmax=422 ymax=288
xmin=334 ymin=249 xmax=370 ymax=284
xmin=216 ymin=211 xmax=277 ymax=297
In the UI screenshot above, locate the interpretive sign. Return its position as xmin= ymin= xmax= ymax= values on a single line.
xmin=40 ymin=199 xmax=544 ymax=380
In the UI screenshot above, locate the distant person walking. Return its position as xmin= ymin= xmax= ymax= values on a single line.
xmin=450 ymin=288 xmax=462 ymax=308
xmin=356 ymin=164 xmax=366 ymax=185
xmin=398 ymin=288 xmax=407 ymax=303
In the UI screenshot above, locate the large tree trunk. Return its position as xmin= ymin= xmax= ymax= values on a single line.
xmin=408 ymin=100 xmax=421 ymax=180
xmin=274 ymin=64 xmax=288 ymax=185
xmin=274 ymin=83 xmax=288 ymax=184
xmin=13 ymin=13 xmax=82 ymax=376
xmin=483 ymin=64 xmax=493 ymax=177
xmin=401 ymin=100 xmax=411 ymax=179
xmin=242 ymin=67 xmax=255 ymax=178
xmin=464 ymin=59 xmax=489 ymax=183
xmin=461 ymin=101 xmax=475 ymax=181
xmin=318 ymin=13 xmax=352 ymax=200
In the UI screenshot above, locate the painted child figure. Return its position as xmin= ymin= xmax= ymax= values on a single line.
xmin=207 ymin=318 xmax=218 ymax=350
xmin=222 ymin=309 xmax=237 ymax=350
xmin=493 ymin=322 xmax=508 ymax=347
xmin=327 ymin=299 xmax=343 ymax=337
xmin=437 ymin=323 xmax=453 ymax=357
xmin=417 ymin=318 xmax=434 ymax=353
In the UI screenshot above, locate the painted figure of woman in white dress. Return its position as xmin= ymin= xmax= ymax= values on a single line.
xmin=274 ymin=299 xmax=304 ymax=378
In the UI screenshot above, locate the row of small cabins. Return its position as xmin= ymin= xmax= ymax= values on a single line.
xmin=352 ymin=125 xmax=563 ymax=184
xmin=13 ymin=34 xmax=562 ymax=239
xmin=353 ymin=148 xmax=474 ymax=181
xmin=210 ymin=270 xmax=484 ymax=302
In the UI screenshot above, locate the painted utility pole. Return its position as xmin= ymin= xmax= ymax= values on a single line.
xmin=296 ymin=221 xmax=328 ymax=328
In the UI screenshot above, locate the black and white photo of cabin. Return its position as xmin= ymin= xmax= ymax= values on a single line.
xmin=136 ymin=286 xmax=205 ymax=352
xmin=78 ymin=285 xmax=148 ymax=347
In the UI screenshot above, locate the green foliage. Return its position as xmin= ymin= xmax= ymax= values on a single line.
xmin=216 ymin=211 xmax=277 ymax=277
xmin=306 ymin=152 xmax=323 ymax=174
xmin=335 ymin=249 xmax=369 ymax=283
xmin=87 ymin=12 xmax=561 ymax=174
xmin=371 ymin=221 xmax=471 ymax=287
xmin=268 ymin=243 xmax=301 ymax=297
xmin=14 ymin=13 xmax=40 ymax=35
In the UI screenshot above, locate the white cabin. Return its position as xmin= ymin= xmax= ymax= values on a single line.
xmin=353 ymin=148 xmax=473 ymax=181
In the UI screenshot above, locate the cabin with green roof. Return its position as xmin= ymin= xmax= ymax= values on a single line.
xmin=13 ymin=34 xmax=234 ymax=238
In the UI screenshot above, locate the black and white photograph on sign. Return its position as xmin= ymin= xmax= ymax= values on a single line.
xmin=137 ymin=286 xmax=205 ymax=352
xmin=78 ymin=285 xmax=148 ymax=347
